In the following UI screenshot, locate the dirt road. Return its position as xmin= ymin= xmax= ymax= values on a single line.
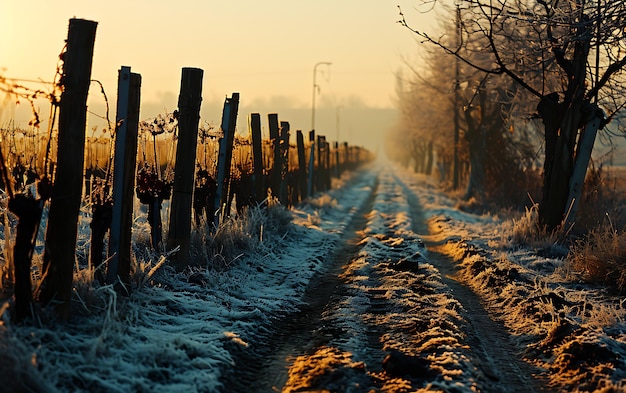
xmin=220 ymin=169 xmax=550 ymax=392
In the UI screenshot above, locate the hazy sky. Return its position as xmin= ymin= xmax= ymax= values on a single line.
xmin=1 ymin=1 xmax=445 ymax=150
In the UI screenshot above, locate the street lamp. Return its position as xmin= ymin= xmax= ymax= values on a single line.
xmin=311 ymin=61 xmax=332 ymax=133
xmin=308 ymin=61 xmax=331 ymax=198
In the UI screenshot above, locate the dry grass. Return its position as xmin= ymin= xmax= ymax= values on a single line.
xmin=1 ymin=202 xmax=14 ymax=294
xmin=508 ymin=203 xmax=564 ymax=249
xmin=0 ymin=191 xmax=294 ymax=323
xmin=566 ymin=225 xmax=626 ymax=293
xmin=573 ymin=165 xmax=626 ymax=232
xmin=561 ymin=166 xmax=626 ymax=293
xmin=192 ymin=197 xmax=292 ymax=270
xmin=502 ymin=171 xmax=626 ymax=296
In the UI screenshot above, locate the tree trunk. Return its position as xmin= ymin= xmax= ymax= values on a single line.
xmin=564 ymin=110 xmax=603 ymax=230
xmin=463 ymin=130 xmax=486 ymax=201
xmin=536 ymin=13 xmax=593 ymax=232
xmin=462 ymin=93 xmax=487 ymax=201
xmin=542 ymin=104 xmax=581 ymax=231
xmin=425 ymin=140 xmax=434 ymax=175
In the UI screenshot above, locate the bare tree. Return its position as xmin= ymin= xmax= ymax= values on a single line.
xmin=387 ymin=62 xmax=455 ymax=179
xmin=400 ymin=0 xmax=626 ymax=231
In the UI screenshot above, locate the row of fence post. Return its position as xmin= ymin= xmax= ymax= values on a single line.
xmin=9 ymin=18 xmax=369 ymax=319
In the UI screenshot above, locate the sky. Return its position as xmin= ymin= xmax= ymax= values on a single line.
xmin=0 ymin=0 xmax=446 ymax=152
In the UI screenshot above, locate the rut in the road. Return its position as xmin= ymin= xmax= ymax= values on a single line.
xmin=253 ymin=183 xmax=380 ymax=391
xmin=397 ymin=175 xmax=552 ymax=393
xmin=219 ymin=176 xmax=380 ymax=392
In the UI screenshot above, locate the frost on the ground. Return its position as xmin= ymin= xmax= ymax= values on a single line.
xmin=1 ymin=163 xmax=625 ymax=392
xmin=350 ymin=171 xmax=478 ymax=392
xmin=396 ymin=166 xmax=626 ymax=392
xmin=0 ymin=169 xmax=375 ymax=392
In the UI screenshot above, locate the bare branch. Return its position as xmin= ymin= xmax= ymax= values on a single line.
xmin=586 ymin=54 xmax=626 ymax=101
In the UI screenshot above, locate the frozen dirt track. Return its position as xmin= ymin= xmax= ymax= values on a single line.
xmin=221 ymin=165 xmax=551 ymax=393
xmin=399 ymin=174 xmax=551 ymax=393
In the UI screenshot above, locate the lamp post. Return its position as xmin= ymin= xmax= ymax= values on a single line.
xmin=308 ymin=61 xmax=331 ymax=197
xmin=311 ymin=61 xmax=332 ymax=133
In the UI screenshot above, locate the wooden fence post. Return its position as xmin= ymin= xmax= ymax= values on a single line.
xmin=39 ymin=18 xmax=98 ymax=317
xmin=307 ymin=130 xmax=315 ymax=197
xmin=107 ymin=66 xmax=141 ymax=286
xmin=316 ymin=135 xmax=323 ymax=177
xmin=213 ymin=93 xmax=240 ymax=228
xmin=296 ymin=130 xmax=307 ymax=202
xmin=316 ymin=135 xmax=326 ymax=191
xmin=324 ymin=138 xmax=332 ymax=190
xmin=250 ymin=113 xmax=264 ymax=204
xmin=334 ymin=141 xmax=339 ymax=178
xmin=167 ymin=67 xmax=203 ymax=269
xmin=268 ymin=113 xmax=280 ymax=199
xmin=296 ymin=130 xmax=307 ymax=201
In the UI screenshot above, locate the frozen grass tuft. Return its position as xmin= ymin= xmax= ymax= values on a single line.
xmin=565 ymin=224 xmax=626 ymax=293
xmin=195 ymin=197 xmax=292 ymax=270
xmin=508 ymin=203 xmax=560 ymax=248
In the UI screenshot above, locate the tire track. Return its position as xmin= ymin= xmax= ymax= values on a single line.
xmin=219 ymin=174 xmax=379 ymax=392
xmin=394 ymin=174 xmax=552 ymax=393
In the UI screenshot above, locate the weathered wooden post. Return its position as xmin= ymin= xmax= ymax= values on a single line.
xmin=107 ymin=66 xmax=141 ymax=286
xmin=325 ymin=139 xmax=331 ymax=189
xmin=39 ymin=18 xmax=98 ymax=317
xmin=316 ymin=135 xmax=326 ymax=191
xmin=334 ymin=141 xmax=339 ymax=178
xmin=296 ymin=130 xmax=307 ymax=202
xmin=279 ymin=121 xmax=290 ymax=204
xmin=324 ymin=141 xmax=328 ymax=184
xmin=316 ymin=135 xmax=323 ymax=177
xmin=167 ymin=67 xmax=203 ymax=269
xmin=250 ymin=113 xmax=264 ymax=204
xmin=268 ymin=113 xmax=280 ymax=199
xmin=307 ymin=130 xmax=315 ymax=197
xmin=213 ymin=93 xmax=240 ymax=228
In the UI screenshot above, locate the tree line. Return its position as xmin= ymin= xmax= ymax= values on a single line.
xmin=388 ymin=0 xmax=626 ymax=233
